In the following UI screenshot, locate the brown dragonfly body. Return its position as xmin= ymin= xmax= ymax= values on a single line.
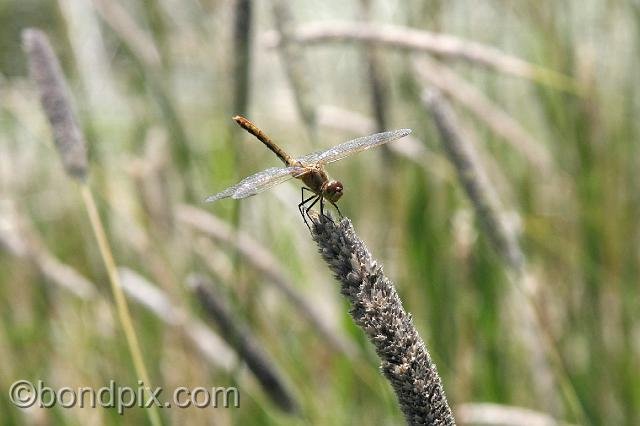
xmin=206 ymin=115 xmax=411 ymax=225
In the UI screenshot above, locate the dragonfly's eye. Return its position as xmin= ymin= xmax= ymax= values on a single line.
xmin=325 ymin=181 xmax=344 ymax=202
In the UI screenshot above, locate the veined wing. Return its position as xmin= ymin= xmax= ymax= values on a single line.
xmin=205 ymin=166 xmax=304 ymax=202
xmin=296 ymin=128 xmax=412 ymax=165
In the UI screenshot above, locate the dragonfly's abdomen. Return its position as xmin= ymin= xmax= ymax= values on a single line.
xmin=233 ymin=115 xmax=295 ymax=166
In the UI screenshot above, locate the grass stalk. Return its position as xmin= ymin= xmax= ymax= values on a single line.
xmin=269 ymin=0 xmax=318 ymax=146
xmin=262 ymin=21 xmax=580 ymax=94
xmin=232 ymin=0 xmax=254 ymax=116
xmin=423 ymin=90 xmax=588 ymax=425
xmin=23 ymin=28 xmax=161 ymax=426
xmin=0 ymin=200 xmax=97 ymax=301
xmin=119 ymin=268 xmax=237 ymax=371
xmin=176 ymin=204 xmax=357 ymax=358
xmin=92 ymin=0 xmax=162 ymax=68
xmin=188 ymin=274 xmax=300 ymax=414
xmin=310 ymin=213 xmax=455 ymax=425
xmin=358 ymin=0 xmax=389 ymax=133
xmin=92 ymin=0 xmax=193 ymax=175
xmin=456 ymin=403 xmax=575 ymax=426
xmin=80 ymin=186 xmax=162 ymax=426
xmin=414 ymin=56 xmax=551 ymax=172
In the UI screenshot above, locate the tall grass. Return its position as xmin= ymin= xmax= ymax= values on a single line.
xmin=22 ymin=27 xmax=162 ymax=426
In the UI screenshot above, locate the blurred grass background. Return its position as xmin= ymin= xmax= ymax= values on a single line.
xmin=1 ymin=0 xmax=639 ymax=424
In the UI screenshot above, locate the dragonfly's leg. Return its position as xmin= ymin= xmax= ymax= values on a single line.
xmin=298 ymin=187 xmax=305 ymax=217
xmin=303 ymin=196 xmax=320 ymax=229
xmin=330 ymin=201 xmax=343 ymax=218
xmin=305 ymin=195 xmax=321 ymax=224
xmin=298 ymin=188 xmax=316 ymax=229
xmin=299 ymin=188 xmax=315 ymax=214
xmin=319 ymin=197 xmax=334 ymax=222
xmin=299 ymin=187 xmax=314 ymax=208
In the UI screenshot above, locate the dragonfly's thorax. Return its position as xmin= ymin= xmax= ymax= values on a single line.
xmin=300 ymin=166 xmax=328 ymax=194
xmin=298 ymin=166 xmax=344 ymax=202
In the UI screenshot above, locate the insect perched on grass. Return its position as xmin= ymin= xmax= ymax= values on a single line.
xmin=206 ymin=116 xmax=411 ymax=226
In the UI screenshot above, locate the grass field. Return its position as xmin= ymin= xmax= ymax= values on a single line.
xmin=1 ymin=1 xmax=639 ymax=424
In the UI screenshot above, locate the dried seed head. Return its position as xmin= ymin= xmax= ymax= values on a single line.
xmin=22 ymin=28 xmax=88 ymax=181
xmin=423 ymin=89 xmax=524 ymax=271
xmin=310 ymin=213 xmax=455 ymax=425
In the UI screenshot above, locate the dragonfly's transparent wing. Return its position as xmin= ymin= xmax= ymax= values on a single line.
xmin=296 ymin=128 xmax=411 ymax=165
xmin=205 ymin=166 xmax=304 ymax=202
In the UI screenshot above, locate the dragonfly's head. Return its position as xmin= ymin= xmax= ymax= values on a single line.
xmin=324 ymin=180 xmax=344 ymax=203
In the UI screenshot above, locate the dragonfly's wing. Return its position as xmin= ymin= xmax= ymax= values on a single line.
xmin=205 ymin=166 xmax=304 ymax=202
xmin=296 ymin=128 xmax=412 ymax=165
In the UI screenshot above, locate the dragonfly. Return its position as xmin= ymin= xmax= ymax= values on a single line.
xmin=205 ymin=116 xmax=412 ymax=226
